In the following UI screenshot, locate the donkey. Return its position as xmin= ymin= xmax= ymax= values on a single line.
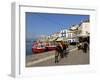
xmin=55 ymin=44 xmax=63 ymax=63
xmin=55 ymin=42 xmax=68 ymax=63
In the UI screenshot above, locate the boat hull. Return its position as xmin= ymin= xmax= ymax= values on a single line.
xmin=46 ymin=46 xmax=56 ymax=51
xmin=32 ymin=48 xmax=46 ymax=53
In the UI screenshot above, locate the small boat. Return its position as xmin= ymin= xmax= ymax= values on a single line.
xmin=32 ymin=41 xmax=56 ymax=53
xmin=46 ymin=42 xmax=56 ymax=51
xmin=32 ymin=42 xmax=46 ymax=53
xmin=46 ymin=46 xmax=56 ymax=51
xmin=32 ymin=45 xmax=46 ymax=53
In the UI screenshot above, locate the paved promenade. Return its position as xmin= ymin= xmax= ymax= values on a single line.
xmin=26 ymin=45 xmax=89 ymax=67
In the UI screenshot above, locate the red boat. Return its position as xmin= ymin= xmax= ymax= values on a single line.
xmin=32 ymin=42 xmax=46 ymax=53
xmin=46 ymin=45 xmax=56 ymax=51
xmin=32 ymin=41 xmax=56 ymax=53
xmin=46 ymin=42 xmax=56 ymax=51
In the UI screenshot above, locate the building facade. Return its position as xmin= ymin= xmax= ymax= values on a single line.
xmin=78 ymin=20 xmax=90 ymax=37
xmin=59 ymin=29 xmax=68 ymax=38
xmin=67 ymin=25 xmax=79 ymax=43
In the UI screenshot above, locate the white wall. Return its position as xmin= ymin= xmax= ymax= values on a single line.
xmin=81 ymin=22 xmax=90 ymax=36
xmin=0 ymin=0 xmax=100 ymax=80
xmin=59 ymin=29 xmax=68 ymax=38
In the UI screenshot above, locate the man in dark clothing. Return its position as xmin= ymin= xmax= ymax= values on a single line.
xmin=83 ymin=41 xmax=89 ymax=53
xmin=62 ymin=44 xmax=68 ymax=57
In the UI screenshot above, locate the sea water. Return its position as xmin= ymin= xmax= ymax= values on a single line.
xmin=26 ymin=39 xmax=36 ymax=55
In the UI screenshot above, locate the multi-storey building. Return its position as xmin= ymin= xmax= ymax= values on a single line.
xmin=59 ymin=29 xmax=68 ymax=38
xmin=78 ymin=20 xmax=90 ymax=37
xmin=77 ymin=20 xmax=90 ymax=43
xmin=67 ymin=24 xmax=79 ymax=43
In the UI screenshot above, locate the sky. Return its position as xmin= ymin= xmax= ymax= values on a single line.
xmin=26 ymin=12 xmax=89 ymax=40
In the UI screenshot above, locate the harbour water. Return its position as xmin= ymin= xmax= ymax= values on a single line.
xmin=26 ymin=39 xmax=36 ymax=55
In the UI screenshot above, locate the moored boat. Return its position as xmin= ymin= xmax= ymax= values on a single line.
xmin=32 ymin=41 xmax=56 ymax=53
xmin=46 ymin=42 xmax=56 ymax=51
xmin=32 ymin=41 xmax=46 ymax=53
xmin=32 ymin=46 xmax=46 ymax=53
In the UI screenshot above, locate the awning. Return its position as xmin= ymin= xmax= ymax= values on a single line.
xmin=56 ymin=37 xmax=63 ymax=41
xmin=77 ymin=34 xmax=90 ymax=37
xmin=49 ymin=37 xmax=58 ymax=41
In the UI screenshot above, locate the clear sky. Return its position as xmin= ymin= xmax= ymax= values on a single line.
xmin=26 ymin=12 xmax=89 ymax=40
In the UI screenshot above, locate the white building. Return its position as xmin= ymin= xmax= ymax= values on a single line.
xmin=67 ymin=30 xmax=78 ymax=43
xmin=58 ymin=25 xmax=79 ymax=43
xmin=78 ymin=20 xmax=90 ymax=37
xmin=59 ymin=29 xmax=68 ymax=38
xmin=49 ymin=32 xmax=60 ymax=41
xmin=67 ymin=25 xmax=79 ymax=43
xmin=58 ymin=29 xmax=68 ymax=42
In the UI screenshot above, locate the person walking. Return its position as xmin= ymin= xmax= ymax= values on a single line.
xmin=61 ymin=41 xmax=68 ymax=57
xmin=83 ymin=41 xmax=89 ymax=53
